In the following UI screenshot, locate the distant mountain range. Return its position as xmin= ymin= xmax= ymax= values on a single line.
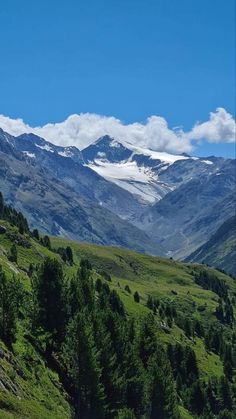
xmin=0 ymin=128 xmax=235 ymax=273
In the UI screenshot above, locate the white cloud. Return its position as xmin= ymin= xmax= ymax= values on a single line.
xmin=187 ymin=108 xmax=236 ymax=143
xmin=0 ymin=107 xmax=235 ymax=154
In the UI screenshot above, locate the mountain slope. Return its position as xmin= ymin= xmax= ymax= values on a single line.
xmin=14 ymin=133 xmax=145 ymax=221
xmin=0 ymin=212 xmax=235 ymax=418
xmin=83 ymin=135 xmax=228 ymax=206
xmin=139 ymin=161 xmax=236 ymax=259
xmin=83 ymin=136 xmax=188 ymax=203
xmin=186 ymin=215 xmax=236 ymax=276
xmin=0 ymin=130 xmax=162 ymax=255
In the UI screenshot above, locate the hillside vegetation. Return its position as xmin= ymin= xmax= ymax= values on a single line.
xmin=0 ymin=192 xmax=235 ymax=418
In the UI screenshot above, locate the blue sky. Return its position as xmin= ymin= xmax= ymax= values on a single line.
xmin=0 ymin=0 xmax=235 ymax=156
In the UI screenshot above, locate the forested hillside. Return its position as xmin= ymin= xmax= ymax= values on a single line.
xmin=0 ymin=191 xmax=235 ymax=419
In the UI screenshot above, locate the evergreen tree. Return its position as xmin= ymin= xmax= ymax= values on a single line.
xmin=0 ymin=268 xmax=23 ymax=346
xmin=125 ymin=345 xmax=149 ymax=417
xmin=138 ymin=314 xmax=158 ymax=368
xmin=224 ymin=361 xmax=233 ymax=381
xmin=149 ymin=352 xmax=179 ymax=419
xmin=219 ymin=377 xmax=232 ymax=411
xmin=185 ymin=347 xmax=199 ymax=381
xmin=133 ymin=291 xmax=140 ymax=303
xmin=184 ymin=319 xmax=193 ymax=338
xmin=66 ymin=246 xmax=73 ymax=265
xmin=125 ymin=285 xmax=131 ymax=294
xmin=206 ymin=378 xmax=220 ymax=415
xmin=65 ymin=275 xmax=83 ymax=319
xmin=42 ymin=235 xmax=51 ymax=250
xmin=95 ymin=277 xmax=102 ymax=293
xmin=32 ymin=229 xmax=40 ymax=240
xmin=62 ymin=312 xmax=105 ymax=418
xmin=189 ymin=380 xmax=206 ymax=415
xmin=79 ymin=262 xmax=95 ymax=312
xmin=109 ymin=290 xmax=125 ymax=316
xmin=33 ymin=258 xmax=65 ymax=343
xmin=93 ymin=313 xmax=124 ymax=414
xmin=8 ymin=244 xmax=17 ymax=263
xmin=147 ymin=295 xmax=153 ymax=310
xmin=195 ymin=319 xmax=205 ymax=337
xmin=28 ymin=263 xmax=34 ymax=278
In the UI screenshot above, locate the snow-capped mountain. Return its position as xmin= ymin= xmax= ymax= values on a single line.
xmin=0 ymin=128 xmax=162 ymax=254
xmin=16 ymin=133 xmax=85 ymax=165
xmin=83 ymin=135 xmax=219 ymax=204
xmin=0 ymin=128 xmax=234 ymax=261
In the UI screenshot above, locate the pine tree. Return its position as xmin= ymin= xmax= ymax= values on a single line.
xmin=32 ymin=229 xmax=40 ymax=240
xmin=65 ymin=275 xmax=83 ymax=319
xmin=33 ymin=258 xmax=65 ymax=343
xmin=138 ymin=314 xmax=158 ymax=368
xmin=62 ymin=312 xmax=105 ymax=418
xmin=109 ymin=290 xmax=125 ymax=316
xmin=0 ymin=268 xmax=23 ymax=346
xmin=125 ymin=346 xmax=149 ymax=417
xmin=66 ymin=246 xmax=73 ymax=265
xmin=184 ymin=319 xmax=193 ymax=338
xmin=147 ymin=295 xmax=153 ymax=310
xmin=8 ymin=244 xmax=17 ymax=263
xmin=42 ymin=235 xmax=51 ymax=249
xmin=149 ymin=352 xmax=179 ymax=419
xmin=125 ymin=285 xmax=131 ymax=294
xmin=219 ymin=377 xmax=232 ymax=410
xmin=189 ymin=380 xmax=206 ymax=415
xmin=79 ymin=261 xmax=95 ymax=311
xmin=133 ymin=291 xmax=140 ymax=303
xmin=95 ymin=277 xmax=102 ymax=293
xmin=185 ymin=347 xmax=199 ymax=381
xmin=224 ymin=361 xmax=233 ymax=381
xmin=93 ymin=313 xmax=124 ymax=414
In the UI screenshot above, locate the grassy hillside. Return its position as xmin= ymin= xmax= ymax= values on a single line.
xmin=0 ymin=219 xmax=235 ymax=418
xmin=50 ymin=237 xmax=235 ymax=377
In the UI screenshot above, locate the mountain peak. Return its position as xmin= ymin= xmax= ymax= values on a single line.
xmin=83 ymin=135 xmax=132 ymax=163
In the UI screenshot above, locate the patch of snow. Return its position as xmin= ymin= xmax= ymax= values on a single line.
xmin=202 ymin=160 xmax=214 ymax=165
xmin=97 ymin=151 xmax=106 ymax=158
xmin=110 ymin=140 xmax=121 ymax=148
xmin=123 ymin=142 xmax=192 ymax=164
xmin=58 ymin=150 xmax=73 ymax=158
xmin=23 ymin=151 xmax=35 ymax=158
xmin=86 ymin=160 xmax=172 ymax=203
xmin=36 ymin=143 xmax=54 ymax=152
xmin=90 ymin=160 xmax=153 ymax=182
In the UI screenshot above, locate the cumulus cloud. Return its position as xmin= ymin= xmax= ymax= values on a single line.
xmin=0 ymin=107 xmax=235 ymax=154
xmin=187 ymin=108 xmax=236 ymax=143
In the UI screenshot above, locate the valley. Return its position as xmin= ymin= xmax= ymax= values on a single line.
xmin=0 ymin=128 xmax=235 ymax=275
